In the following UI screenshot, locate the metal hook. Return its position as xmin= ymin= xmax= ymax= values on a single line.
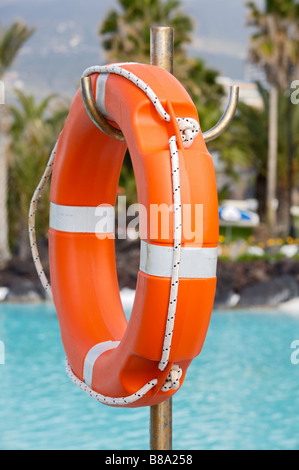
xmin=81 ymin=76 xmax=238 ymax=145
xmin=202 ymin=86 xmax=239 ymax=143
xmin=80 ymin=76 xmax=126 ymax=142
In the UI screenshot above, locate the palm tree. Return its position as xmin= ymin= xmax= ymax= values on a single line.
xmin=8 ymin=90 xmax=68 ymax=261
xmin=99 ymin=0 xmax=224 ymax=201
xmin=221 ymin=82 xmax=299 ymax=233
xmin=276 ymin=87 xmax=299 ymax=236
xmin=0 ymin=22 xmax=35 ymax=77
xmin=247 ymin=0 xmax=299 ymax=236
xmin=100 ymin=0 xmax=223 ymax=117
xmin=0 ymin=21 xmax=35 ymax=267
xmin=220 ymin=83 xmax=269 ymax=223
xmin=100 ymin=0 xmax=193 ymax=65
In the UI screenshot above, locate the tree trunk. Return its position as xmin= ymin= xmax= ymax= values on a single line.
xmin=0 ymin=112 xmax=11 ymax=268
xmin=286 ymin=88 xmax=295 ymax=237
xmin=255 ymin=172 xmax=267 ymax=223
xmin=16 ymin=216 xmax=31 ymax=262
xmin=277 ymin=185 xmax=291 ymax=238
xmin=266 ymin=86 xmax=279 ymax=235
xmin=276 ymin=85 xmax=294 ymax=239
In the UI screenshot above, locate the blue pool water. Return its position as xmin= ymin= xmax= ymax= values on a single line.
xmin=0 ymin=302 xmax=299 ymax=450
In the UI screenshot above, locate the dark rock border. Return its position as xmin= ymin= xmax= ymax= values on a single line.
xmin=0 ymin=240 xmax=299 ymax=308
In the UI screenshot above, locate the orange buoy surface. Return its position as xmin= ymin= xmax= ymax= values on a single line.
xmin=48 ymin=63 xmax=218 ymax=407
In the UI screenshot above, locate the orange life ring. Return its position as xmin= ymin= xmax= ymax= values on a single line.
xmin=48 ymin=63 xmax=218 ymax=407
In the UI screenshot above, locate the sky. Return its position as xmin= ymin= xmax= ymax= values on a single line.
xmin=0 ymin=0 xmax=264 ymax=97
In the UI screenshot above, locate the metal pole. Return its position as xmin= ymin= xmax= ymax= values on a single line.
xmin=150 ymin=26 xmax=174 ymax=75
xmin=150 ymin=397 xmax=172 ymax=450
xmin=149 ymin=25 xmax=174 ymax=451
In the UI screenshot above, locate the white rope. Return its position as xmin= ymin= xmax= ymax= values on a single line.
xmin=28 ymin=63 xmax=200 ymax=405
xmin=158 ymin=136 xmax=182 ymax=371
xmin=161 ymin=364 xmax=183 ymax=392
xmin=82 ymin=64 xmax=171 ymax=123
xmin=65 ymin=358 xmax=158 ymax=406
xmin=176 ymin=117 xmax=200 ymax=148
xmin=28 ymin=142 xmax=58 ymax=300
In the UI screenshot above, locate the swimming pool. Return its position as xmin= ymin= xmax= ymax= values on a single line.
xmin=0 ymin=302 xmax=299 ymax=450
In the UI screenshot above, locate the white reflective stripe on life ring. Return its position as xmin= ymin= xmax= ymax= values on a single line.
xmin=95 ymin=63 xmax=139 ymax=119
xmin=139 ymin=240 xmax=218 ymax=279
xmin=49 ymin=202 xmax=115 ymax=233
xmin=83 ymin=341 xmax=120 ymax=388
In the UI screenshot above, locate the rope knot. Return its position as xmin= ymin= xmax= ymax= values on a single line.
xmin=176 ymin=117 xmax=200 ymax=149
xmin=161 ymin=364 xmax=183 ymax=392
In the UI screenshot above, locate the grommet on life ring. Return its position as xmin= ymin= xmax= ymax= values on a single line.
xmin=47 ymin=63 xmax=219 ymax=408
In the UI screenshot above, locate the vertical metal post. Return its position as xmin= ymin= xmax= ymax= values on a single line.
xmin=150 ymin=26 xmax=174 ymax=75
xmin=150 ymin=397 xmax=172 ymax=450
xmin=149 ymin=25 xmax=174 ymax=451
